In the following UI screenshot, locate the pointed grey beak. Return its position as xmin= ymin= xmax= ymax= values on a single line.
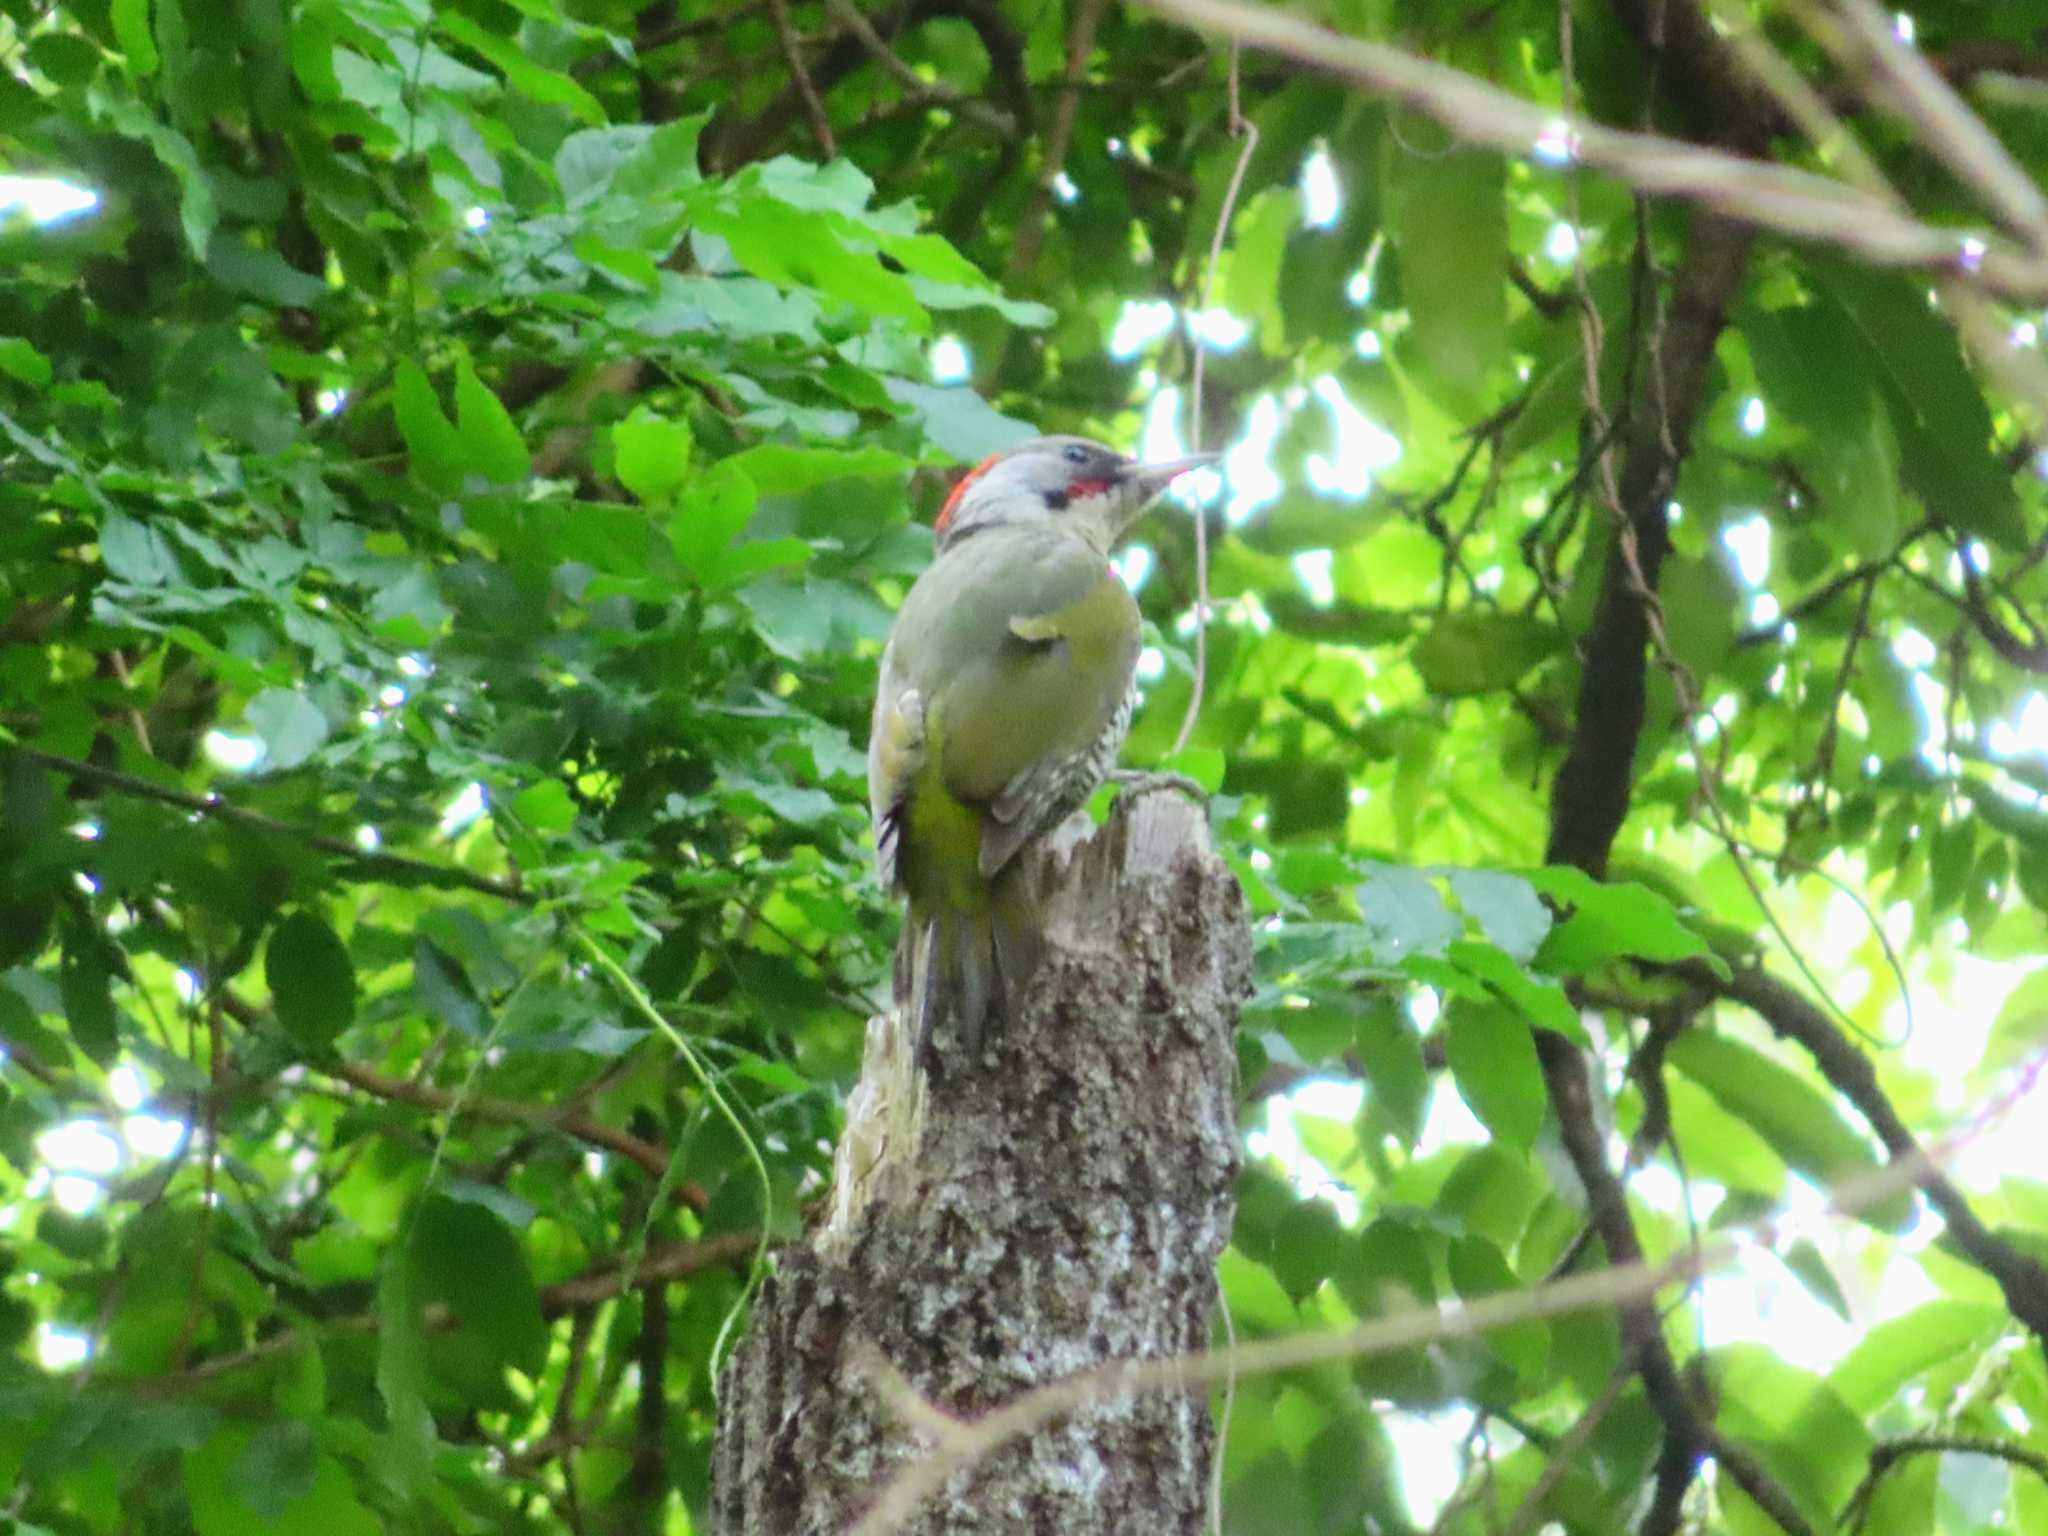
xmin=1123 ymin=452 xmax=1220 ymax=499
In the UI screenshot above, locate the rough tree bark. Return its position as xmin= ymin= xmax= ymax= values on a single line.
xmin=712 ymin=789 xmax=1249 ymax=1534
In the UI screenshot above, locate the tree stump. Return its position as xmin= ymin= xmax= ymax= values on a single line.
xmin=712 ymin=789 xmax=1249 ymax=1534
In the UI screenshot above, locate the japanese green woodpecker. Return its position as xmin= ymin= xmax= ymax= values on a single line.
xmin=868 ymin=436 xmax=1214 ymax=1059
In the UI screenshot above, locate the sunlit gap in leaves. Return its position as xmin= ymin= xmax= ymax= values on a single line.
xmin=1894 ymin=10 xmax=1917 ymax=44
xmin=36 ymin=1325 xmax=89 ymax=1372
xmin=1739 ymin=395 xmax=1767 ymax=436
xmin=1299 ymin=146 xmax=1340 ymax=228
xmin=202 ymin=729 xmax=266 ymax=773
xmin=1292 ymin=550 xmax=1336 ymax=607
xmin=34 ymin=1120 xmax=121 ymax=1216
xmin=440 ymin=781 xmax=488 ymax=836
xmin=1543 ymin=220 xmax=1580 ymax=264
xmin=929 ymin=335 xmax=970 ymax=384
xmin=1720 ymin=513 xmax=1772 ymax=588
xmin=0 ymin=175 xmax=98 ymax=226
xmin=1307 ymin=376 xmax=1400 ymax=497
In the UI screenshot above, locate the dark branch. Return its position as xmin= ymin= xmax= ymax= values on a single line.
xmin=1680 ymin=960 xmax=2048 ymax=1347
xmin=14 ymin=747 xmax=533 ymax=905
xmin=1538 ymin=1035 xmax=1817 ymax=1536
xmin=327 ymin=1058 xmax=709 ymax=1209
xmin=1542 ymin=213 xmax=1755 ymax=875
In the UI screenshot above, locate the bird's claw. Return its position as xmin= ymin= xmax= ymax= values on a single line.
xmin=1108 ymin=769 xmax=1210 ymax=803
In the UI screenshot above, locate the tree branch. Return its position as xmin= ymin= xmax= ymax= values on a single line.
xmin=709 ymin=0 xmax=1024 ymax=170
xmin=769 ymin=0 xmax=837 ymax=155
xmin=1543 ymin=212 xmax=1755 ymax=874
xmin=1537 ymin=1035 xmax=1817 ymax=1536
xmin=168 ymin=1230 xmax=758 ymax=1386
xmin=13 ymin=747 xmax=532 ymax=906
xmin=1134 ymin=0 xmax=2048 ymax=299
xmin=1007 ymin=0 xmax=1108 ymax=278
xmin=1679 ymin=959 xmax=2048 ymax=1347
xmin=324 ymin=1059 xmax=708 ymax=1209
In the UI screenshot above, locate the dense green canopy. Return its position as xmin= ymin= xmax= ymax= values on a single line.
xmin=3 ymin=0 xmax=2048 ymax=1530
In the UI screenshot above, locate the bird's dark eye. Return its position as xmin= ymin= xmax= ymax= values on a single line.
xmin=1062 ymin=444 xmax=1089 ymax=465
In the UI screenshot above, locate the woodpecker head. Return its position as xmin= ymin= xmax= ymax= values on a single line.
xmin=934 ymin=436 xmax=1216 ymax=555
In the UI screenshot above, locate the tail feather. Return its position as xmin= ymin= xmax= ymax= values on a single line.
xmin=899 ymin=887 xmax=1045 ymax=1062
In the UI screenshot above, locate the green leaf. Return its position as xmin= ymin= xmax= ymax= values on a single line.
xmin=613 ymin=407 xmax=693 ymax=507
xmin=1828 ymin=1301 xmax=2008 ymax=1413
xmin=1441 ymin=869 xmax=1551 ymax=961
xmin=511 ymin=780 xmax=577 ymax=834
xmin=608 ymin=114 xmax=708 ymax=201
xmin=1356 ymin=862 xmax=1462 ymax=963
xmin=1990 ymin=964 xmax=2048 ymax=1075
xmin=245 ymin=688 xmax=327 ymax=770
xmin=883 ymin=379 xmax=1034 ymax=460
xmin=1776 ymin=1238 xmax=1852 ymax=1322
xmin=1713 ymin=1345 xmax=1871 ymax=1529
xmin=1442 ymin=939 xmax=1584 ymax=1043
xmin=1411 ymin=612 xmax=1562 ymax=696
xmin=1356 ymin=998 xmax=1429 ymax=1147
xmin=1445 ymin=1001 xmax=1544 ymax=1151
xmin=454 ymin=356 xmax=529 ymax=483
xmin=60 ymin=924 xmax=119 ymax=1065
xmin=1448 ymin=1234 xmax=1548 ymax=1381
xmin=1667 ymin=1031 xmax=1909 ymax=1228
xmin=411 ymin=1195 xmax=546 ymax=1372
xmin=1384 ymin=139 xmax=1506 ymax=411
xmin=413 ymin=940 xmax=488 ymax=1037
xmin=1862 ymin=1450 xmax=1936 ymax=1536
xmin=1269 ymin=1196 xmax=1348 ymax=1301
xmin=1158 ymin=746 xmax=1228 ymax=794
xmin=185 ymin=1426 xmax=376 ymax=1536
xmin=437 ymin=12 xmax=604 ymax=125
xmin=205 ymin=238 xmax=329 ymax=307
xmin=670 ymin=461 xmax=757 ymax=576
xmin=1809 ymin=261 xmax=2026 ymax=547
xmin=1527 ymin=867 xmax=1721 ymax=974
xmin=100 ymin=511 xmax=179 ymax=585
xmin=266 ymin=912 xmax=356 ymax=1050
xmin=1221 ymin=189 xmax=1298 ymax=351
xmin=722 ymin=443 xmax=910 ymax=497
xmin=392 ymin=361 xmax=466 ymax=494
xmin=0 ymin=337 xmax=53 ymax=389
xmin=374 ymin=1252 xmax=434 ymax=1493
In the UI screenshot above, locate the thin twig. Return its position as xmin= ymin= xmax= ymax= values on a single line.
xmin=1500 ymin=1349 xmax=1638 ymax=1536
xmin=1170 ymin=45 xmax=1256 ymax=758
xmin=324 ymin=1057 xmax=707 ymax=1206
xmin=13 ymin=747 xmax=532 ymax=905
xmin=163 ymin=1229 xmax=760 ymax=1387
xmin=769 ymin=0 xmax=837 ymax=155
xmin=1007 ymin=0 xmax=1108 ymax=278
xmin=823 ymin=0 xmax=1015 ymax=138
xmin=1809 ymin=0 xmax=2048 ymax=254
xmin=1841 ymin=1431 xmax=2048 ymax=1527
xmin=1134 ymin=0 xmax=2048 ymax=302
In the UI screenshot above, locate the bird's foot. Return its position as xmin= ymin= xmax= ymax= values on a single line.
xmin=1108 ymin=769 xmax=1210 ymax=803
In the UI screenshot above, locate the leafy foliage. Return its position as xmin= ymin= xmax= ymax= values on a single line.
xmin=1 ymin=0 xmax=2046 ymax=1531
